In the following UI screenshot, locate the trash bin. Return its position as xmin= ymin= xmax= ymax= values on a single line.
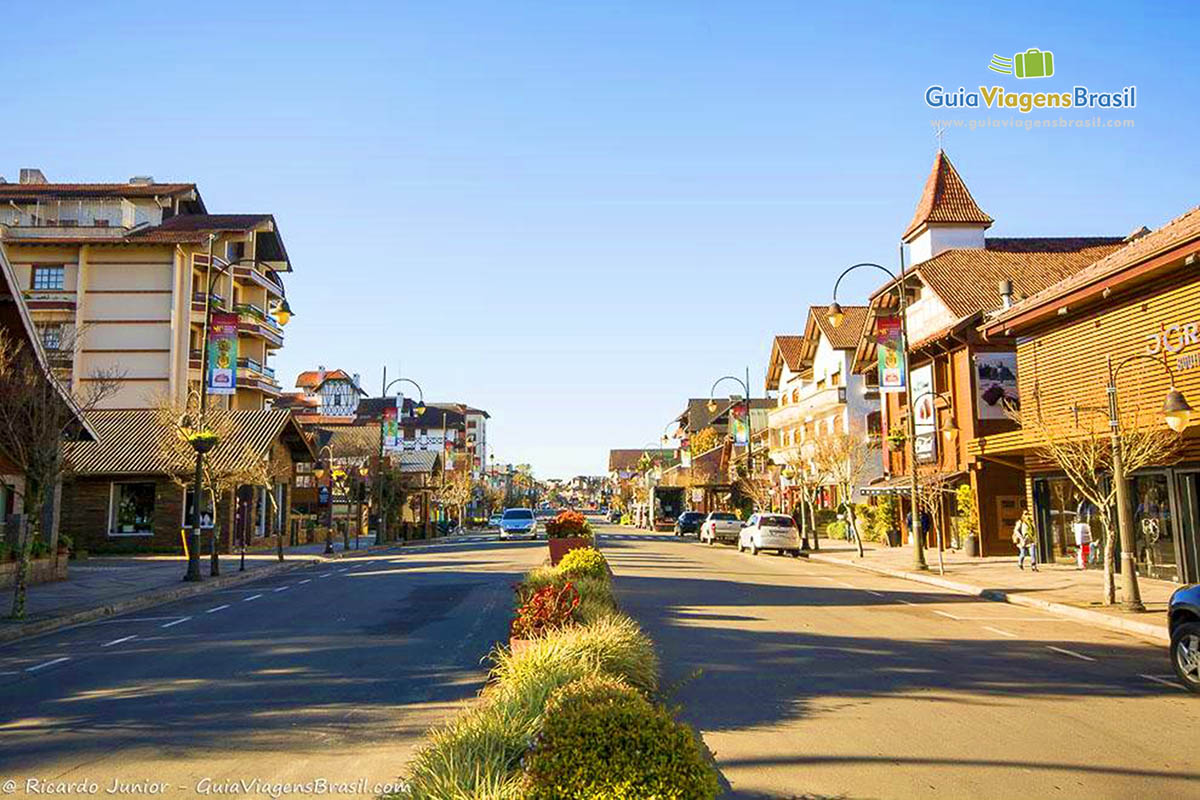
xmin=887 ymin=528 xmax=901 ymax=548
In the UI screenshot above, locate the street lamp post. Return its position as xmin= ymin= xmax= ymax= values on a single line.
xmin=828 ymin=259 xmax=928 ymax=570
xmin=1077 ymin=354 xmax=1192 ymax=612
xmin=313 ymin=445 xmax=337 ymax=555
xmin=375 ymin=375 xmax=426 ymax=543
xmin=356 ymin=464 xmax=369 ymax=549
xmin=185 ymin=238 xmax=293 ymax=582
xmin=708 ymin=372 xmax=754 ymax=474
xmin=908 ymin=389 xmax=959 ymax=575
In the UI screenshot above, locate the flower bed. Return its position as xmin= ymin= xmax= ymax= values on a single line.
xmin=398 ymin=549 xmax=719 ymax=799
xmin=544 ymin=511 xmax=595 ymax=565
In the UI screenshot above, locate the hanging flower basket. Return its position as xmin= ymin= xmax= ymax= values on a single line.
xmin=186 ymin=430 xmax=219 ymax=454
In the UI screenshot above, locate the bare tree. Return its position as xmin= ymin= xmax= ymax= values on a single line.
xmin=0 ymin=329 xmax=120 ymax=618
xmin=779 ymin=451 xmax=827 ymax=551
xmin=435 ymin=465 xmax=474 ymax=528
xmin=812 ymin=431 xmax=879 ymax=558
xmin=1011 ymin=399 xmax=1181 ymax=605
xmin=735 ymin=472 xmax=773 ymax=513
xmin=915 ymin=464 xmax=956 ymax=575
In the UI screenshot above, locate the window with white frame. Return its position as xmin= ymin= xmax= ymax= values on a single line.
xmin=32 ymin=265 xmax=65 ymax=291
xmin=38 ymin=323 xmax=63 ymax=351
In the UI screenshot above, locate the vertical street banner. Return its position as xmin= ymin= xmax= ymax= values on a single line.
xmin=382 ymin=401 xmax=400 ymax=451
xmin=730 ymin=401 xmax=749 ymax=445
xmin=206 ymin=313 xmax=239 ymax=395
xmin=911 ymin=364 xmax=936 ymax=463
xmin=876 ymin=315 xmax=906 ymax=392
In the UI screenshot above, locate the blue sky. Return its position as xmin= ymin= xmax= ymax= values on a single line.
xmin=5 ymin=1 xmax=1197 ymax=477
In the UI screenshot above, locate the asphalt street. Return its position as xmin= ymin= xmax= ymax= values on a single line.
xmin=3 ymin=525 xmax=1197 ymax=800
xmin=0 ymin=536 xmax=544 ymax=799
xmin=601 ymin=526 xmax=1200 ymax=800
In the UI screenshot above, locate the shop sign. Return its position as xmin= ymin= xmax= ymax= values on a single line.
xmin=876 ymin=315 xmax=906 ymax=393
xmin=911 ymin=364 xmax=937 ymax=463
xmin=1147 ymin=323 xmax=1200 ymax=372
xmin=382 ymin=400 xmax=401 ymax=452
xmin=974 ymin=352 xmax=1019 ymax=419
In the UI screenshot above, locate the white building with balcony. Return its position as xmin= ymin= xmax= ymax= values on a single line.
xmin=765 ymin=305 xmax=882 ymax=505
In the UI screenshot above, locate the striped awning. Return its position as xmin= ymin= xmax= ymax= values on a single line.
xmin=66 ymin=408 xmax=314 ymax=475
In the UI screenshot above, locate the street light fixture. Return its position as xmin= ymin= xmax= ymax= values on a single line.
xmin=375 ymin=375 xmax=427 ymax=543
xmin=829 ymin=259 xmax=928 ymax=570
xmin=314 ymin=445 xmax=337 ymax=555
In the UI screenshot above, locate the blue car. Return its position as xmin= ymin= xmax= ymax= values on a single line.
xmin=1168 ymin=584 xmax=1200 ymax=694
xmin=499 ymin=507 xmax=538 ymax=540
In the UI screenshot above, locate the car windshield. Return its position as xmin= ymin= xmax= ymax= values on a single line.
xmin=710 ymin=513 xmax=738 ymax=521
xmin=503 ymin=509 xmax=534 ymax=520
xmin=759 ymin=515 xmax=795 ymax=528
xmin=681 ymin=513 xmax=704 ymax=521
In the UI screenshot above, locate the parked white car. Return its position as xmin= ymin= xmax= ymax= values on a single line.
xmin=699 ymin=512 xmax=743 ymax=545
xmin=499 ymin=508 xmax=538 ymax=540
xmin=738 ymin=513 xmax=801 ymax=556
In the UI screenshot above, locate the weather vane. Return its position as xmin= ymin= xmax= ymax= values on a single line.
xmin=934 ymin=123 xmax=948 ymax=152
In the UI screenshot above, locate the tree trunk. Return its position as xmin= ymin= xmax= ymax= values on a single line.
xmin=210 ymin=523 xmax=221 ymax=577
xmin=10 ymin=485 xmax=45 ymax=620
xmin=807 ymin=498 xmax=820 ymax=551
xmin=1102 ymin=519 xmax=1117 ymax=606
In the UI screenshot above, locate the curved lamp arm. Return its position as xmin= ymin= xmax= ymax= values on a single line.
xmin=708 ymin=375 xmax=750 ymax=412
xmin=384 ymin=377 xmax=426 ymax=416
xmin=828 ymin=262 xmax=898 ymax=328
xmin=1109 ymin=354 xmax=1192 ymax=432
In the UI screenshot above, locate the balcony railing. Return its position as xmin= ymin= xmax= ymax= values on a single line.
xmin=4 ymin=199 xmax=157 ymax=229
xmin=234 ymin=303 xmax=284 ymax=334
xmin=237 ymin=357 xmax=276 ymax=380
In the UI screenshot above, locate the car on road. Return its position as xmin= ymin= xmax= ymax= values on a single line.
xmin=609 ymin=509 xmax=623 ymax=523
xmin=674 ymin=511 xmax=706 ymax=538
xmin=488 ymin=514 xmax=504 ymax=529
xmin=738 ymin=513 xmax=802 ymax=557
xmin=499 ymin=508 xmax=538 ymax=540
xmin=699 ymin=511 xmax=742 ymax=545
xmin=1168 ymin=583 xmax=1200 ymax=693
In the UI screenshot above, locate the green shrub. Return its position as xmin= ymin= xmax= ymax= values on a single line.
xmin=518 ymin=567 xmax=616 ymax=625
xmin=400 ymin=698 xmax=528 ymax=799
xmin=826 ymin=520 xmax=848 ymax=540
xmin=491 ymin=613 xmax=658 ymax=695
xmin=556 ymin=548 xmax=609 ymax=581
xmin=521 ymin=675 xmax=720 ymax=800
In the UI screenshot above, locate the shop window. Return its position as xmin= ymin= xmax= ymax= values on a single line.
xmin=182 ymin=487 xmax=215 ymax=529
xmin=110 ymin=482 xmax=156 ymax=535
xmin=38 ymin=323 xmax=63 ymax=352
xmin=32 ymin=266 xmax=65 ymax=291
xmin=867 ymin=411 xmax=882 ymax=438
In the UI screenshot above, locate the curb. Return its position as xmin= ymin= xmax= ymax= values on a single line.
xmin=803 ymin=551 xmax=1169 ymax=645
xmin=0 ymin=558 xmax=319 ymax=646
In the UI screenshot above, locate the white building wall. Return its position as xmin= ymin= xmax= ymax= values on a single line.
xmin=908 ymin=224 xmax=986 ymax=264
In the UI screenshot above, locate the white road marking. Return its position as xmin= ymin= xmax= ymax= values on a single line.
xmin=298 ymin=579 xmax=311 ymax=584
xmin=206 ymin=604 xmax=230 ymax=614
xmin=895 ymin=598 xmax=918 ymax=606
xmin=983 ymin=626 xmax=1019 ymax=638
xmin=161 ymin=617 xmax=191 ymax=628
xmin=866 ymin=590 xmax=885 ymax=597
xmin=336 ymin=568 xmax=350 ymax=574
xmin=27 ymin=657 xmax=69 ymax=672
xmin=1046 ymin=645 xmax=1095 ymax=662
xmin=243 ymin=594 xmax=263 ymax=602
xmin=91 ymin=617 xmax=178 ymax=624
xmin=101 ymin=635 xmax=137 ymax=648
xmin=273 ymin=586 xmax=290 ymax=592
xmin=318 ymin=572 xmax=333 ymax=578
xmin=1139 ymin=673 xmax=1185 ymax=690
xmin=932 ymin=610 xmax=962 ymax=620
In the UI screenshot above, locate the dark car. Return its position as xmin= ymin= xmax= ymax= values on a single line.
xmin=1169 ymin=584 xmax=1200 ymax=693
xmin=608 ymin=509 xmax=622 ymax=523
xmin=674 ymin=511 xmax=706 ymax=537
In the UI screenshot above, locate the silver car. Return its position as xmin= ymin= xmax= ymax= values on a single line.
xmin=738 ymin=513 xmax=801 ymax=556
xmin=499 ymin=507 xmax=538 ymax=540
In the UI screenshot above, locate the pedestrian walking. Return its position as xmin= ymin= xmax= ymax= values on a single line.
xmin=1072 ymin=518 xmax=1092 ymax=570
xmin=1012 ymin=510 xmax=1038 ymax=571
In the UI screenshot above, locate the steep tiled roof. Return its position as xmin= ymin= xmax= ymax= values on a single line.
xmin=67 ymin=409 xmax=312 ymax=475
xmin=773 ymin=335 xmax=805 ymax=371
xmin=811 ymin=305 xmax=870 ymax=350
xmin=904 ymin=237 xmax=1125 ymax=318
xmin=294 ymin=369 xmax=357 ymax=390
xmin=903 ymin=151 xmax=993 ymax=240
xmin=988 ymin=206 xmax=1200 ymax=330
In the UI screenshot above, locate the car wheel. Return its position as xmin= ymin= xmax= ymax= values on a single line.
xmin=737 ymin=540 xmax=744 ymax=553
xmin=1172 ymin=621 xmax=1200 ymax=693
xmin=750 ymin=540 xmax=759 ymax=556
xmin=791 ymin=549 xmax=801 ymax=558
xmin=707 ymin=533 xmax=714 ymax=546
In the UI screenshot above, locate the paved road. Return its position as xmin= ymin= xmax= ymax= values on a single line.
xmin=0 ymin=535 xmax=541 ymax=799
xmin=600 ymin=525 xmax=1200 ymax=800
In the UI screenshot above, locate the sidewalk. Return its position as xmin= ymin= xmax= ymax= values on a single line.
xmin=0 ymin=535 xmax=378 ymax=644
xmin=803 ymin=537 xmax=1177 ymax=644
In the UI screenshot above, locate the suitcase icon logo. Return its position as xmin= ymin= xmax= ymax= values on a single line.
xmin=989 ymin=48 xmax=1054 ymax=79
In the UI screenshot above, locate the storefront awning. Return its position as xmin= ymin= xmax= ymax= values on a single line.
xmin=859 ymin=471 xmax=966 ymax=496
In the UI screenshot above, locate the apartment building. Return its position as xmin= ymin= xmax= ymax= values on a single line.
xmin=0 ymin=168 xmax=292 ymax=411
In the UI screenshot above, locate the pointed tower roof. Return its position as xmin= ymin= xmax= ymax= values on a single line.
xmin=902 ymin=150 xmax=993 ymax=241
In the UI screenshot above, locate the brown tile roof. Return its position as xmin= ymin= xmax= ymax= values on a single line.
xmin=67 ymin=409 xmax=312 ymax=475
xmin=987 ymin=206 xmax=1200 ymax=330
xmin=903 ymin=151 xmax=993 ymax=240
xmin=0 ymin=182 xmax=198 ymax=201
xmin=773 ymin=335 xmax=805 ymax=371
xmin=294 ymin=369 xmax=356 ymax=390
xmin=811 ymin=305 xmax=870 ymax=349
xmin=123 ymin=213 xmax=275 ymax=244
xmin=899 ymin=238 xmax=1125 ymax=319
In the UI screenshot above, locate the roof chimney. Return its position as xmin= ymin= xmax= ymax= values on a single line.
xmin=129 ymin=175 xmax=154 ymax=186
xmin=19 ymin=168 xmax=48 ymax=185
xmin=998 ymin=279 xmax=1014 ymax=309
xmin=1124 ymin=225 xmax=1151 ymax=242
xmin=316 ymin=365 xmax=326 ymax=383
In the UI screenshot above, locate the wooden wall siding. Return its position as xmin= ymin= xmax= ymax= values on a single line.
xmin=1016 ymin=273 xmax=1200 ymax=431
